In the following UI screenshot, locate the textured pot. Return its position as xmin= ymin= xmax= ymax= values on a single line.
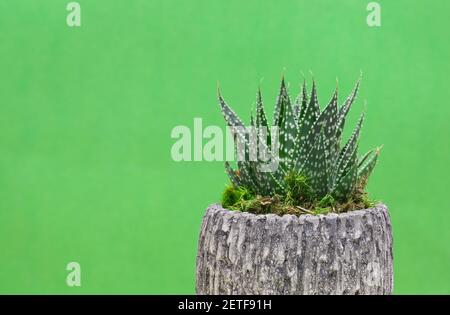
xmin=196 ymin=203 xmax=393 ymax=295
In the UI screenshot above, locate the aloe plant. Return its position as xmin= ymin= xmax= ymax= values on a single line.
xmin=219 ymin=76 xmax=381 ymax=202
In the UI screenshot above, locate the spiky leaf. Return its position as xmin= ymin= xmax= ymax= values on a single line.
xmin=293 ymin=88 xmax=338 ymax=171
xmin=225 ymin=161 xmax=242 ymax=187
xmin=298 ymin=80 xmax=320 ymax=137
xmin=218 ymin=92 xmax=245 ymax=128
xmin=273 ymin=78 xmax=288 ymax=128
xmin=293 ymin=94 xmax=301 ymax=119
xmin=358 ymin=149 xmax=374 ymax=168
xmin=336 ymin=79 xmax=360 ymax=142
xmin=279 ymin=90 xmax=297 ymax=168
xmin=271 ymin=78 xmax=297 ymax=171
xmin=358 ymin=147 xmax=381 ymax=179
xmin=298 ymin=80 xmax=309 ymax=123
xmin=256 ymin=89 xmax=270 ymax=143
xmin=301 ymin=129 xmax=329 ymax=196
xmin=218 ymin=92 xmax=248 ymax=152
xmin=320 ymin=89 xmax=339 ymax=185
xmin=332 ymin=149 xmax=358 ymax=200
xmin=335 ymin=111 xmax=365 ymax=185
xmin=218 ymin=92 xmax=256 ymax=187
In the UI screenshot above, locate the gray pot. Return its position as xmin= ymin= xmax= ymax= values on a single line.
xmin=196 ymin=203 xmax=393 ymax=295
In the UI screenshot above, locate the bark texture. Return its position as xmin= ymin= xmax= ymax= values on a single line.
xmin=196 ymin=204 xmax=393 ymax=295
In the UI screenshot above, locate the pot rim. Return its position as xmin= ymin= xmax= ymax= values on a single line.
xmin=207 ymin=202 xmax=388 ymax=221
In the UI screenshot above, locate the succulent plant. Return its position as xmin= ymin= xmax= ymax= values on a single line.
xmin=219 ymin=76 xmax=381 ymax=202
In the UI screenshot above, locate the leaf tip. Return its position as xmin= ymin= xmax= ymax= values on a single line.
xmin=376 ymin=145 xmax=384 ymax=154
xmin=217 ymin=81 xmax=222 ymax=97
xmin=280 ymin=74 xmax=286 ymax=88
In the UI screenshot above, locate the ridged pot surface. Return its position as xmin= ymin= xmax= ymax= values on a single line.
xmin=196 ymin=204 xmax=393 ymax=295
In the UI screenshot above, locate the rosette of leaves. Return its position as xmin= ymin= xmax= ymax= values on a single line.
xmin=219 ymin=77 xmax=381 ymax=202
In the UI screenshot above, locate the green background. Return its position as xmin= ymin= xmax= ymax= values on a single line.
xmin=1 ymin=0 xmax=449 ymax=294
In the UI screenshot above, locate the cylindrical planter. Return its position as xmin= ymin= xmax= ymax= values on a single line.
xmin=196 ymin=203 xmax=393 ymax=295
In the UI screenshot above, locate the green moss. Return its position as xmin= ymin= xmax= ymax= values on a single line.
xmin=284 ymin=171 xmax=314 ymax=205
xmin=221 ymin=173 xmax=380 ymax=217
xmin=362 ymin=194 xmax=377 ymax=208
xmin=221 ymin=185 xmax=254 ymax=209
xmin=316 ymin=194 xmax=336 ymax=208
xmin=313 ymin=207 xmax=332 ymax=215
xmin=221 ymin=185 xmax=240 ymax=208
